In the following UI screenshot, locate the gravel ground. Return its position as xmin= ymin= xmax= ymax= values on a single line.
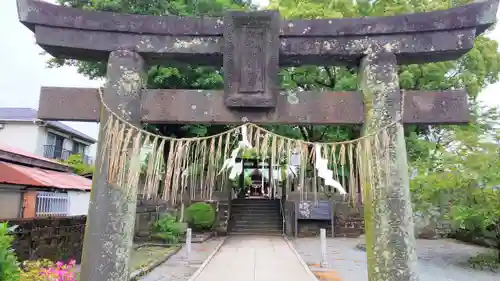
xmin=139 ymin=237 xmax=224 ymax=281
xmin=292 ymin=237 xmax=499 ymax=281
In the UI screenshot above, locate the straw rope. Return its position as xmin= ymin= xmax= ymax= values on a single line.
xmin=96 ymin=87 xmax=404 ymax=206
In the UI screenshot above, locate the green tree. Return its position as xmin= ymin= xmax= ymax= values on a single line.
xmin=411 ymin=104 xmax=500 ymax=261
xmin=61 ymin=154 xmax=95 ymax=175
xmin=267 ymin=0 xmax=500 ymax=158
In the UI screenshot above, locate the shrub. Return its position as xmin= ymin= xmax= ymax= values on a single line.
xmin=0 ymin=222 xmax=20 ymax=281
xmin=469 ymin=253 xmax=500 ymax=272
xmin=185 ymin=202 xmax=216 ymax=231
xmin=21 ymin=259 xmax=78 ymax=281
xmin=153 ymin=214 xmax=185 ymax=244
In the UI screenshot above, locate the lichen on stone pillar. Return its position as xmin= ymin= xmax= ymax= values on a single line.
xmin=79 ymin=50 xmax=146 ymax=281
xmin=359 ymin=50 xmax=419 ymax=281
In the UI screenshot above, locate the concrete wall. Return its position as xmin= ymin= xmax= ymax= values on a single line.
xmin=0 ymin=184 xmax=23 ymax=219
xmin=0 ymin=122 xmax=41 ymax=154
xmin=68 ymin=191 xmax=91 ymax=216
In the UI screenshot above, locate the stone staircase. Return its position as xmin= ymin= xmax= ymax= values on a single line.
xmin=228 ymin=199 xmax=283 ymax=235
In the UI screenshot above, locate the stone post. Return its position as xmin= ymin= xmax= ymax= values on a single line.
xmin=358 ymin=51 xmax=419 ymax=281
xmin=320 ymin=228 xmax=328 ymax=268
xmin=186 ymin=228 xmax=192 ymax=259
xmin=80 ymin=50 xmax=146 ymax=281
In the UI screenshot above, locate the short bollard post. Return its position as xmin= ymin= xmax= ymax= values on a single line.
xmin=320 ymin=228 xmax=328 ymax=268
xmin=186 ymin=228 xmax=192 ymax=259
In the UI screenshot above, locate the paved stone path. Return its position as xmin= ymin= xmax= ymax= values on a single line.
xmin=139 ymin=237 xmax=224 ymax=281
xmin=191 ymin=236 xmax=315 ymax=281
xmin=292 ymin=237 xmax=499 ymax=281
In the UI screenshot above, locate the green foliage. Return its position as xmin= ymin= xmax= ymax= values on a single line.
xmin=0 ymin=223 xmax=20 ymax=281
xmin=231 ymin=174 xmax=252 ymax=188
xmin=411 ymin=104 xmax=500 ymax=260
xmin=152 ymin=214 xmax=185 ymax=244
xmin=267 ymin=0 xmax=500 ymax=159
xmin=60 ymin=154 xmax=95 ymax=176
xmin=240 ymin=148 xmax=260 ymax=159
xmin=469 ymin=253 xmax=500 ymax=272
xmin=185 ymin=203 xmax=216 ymax=231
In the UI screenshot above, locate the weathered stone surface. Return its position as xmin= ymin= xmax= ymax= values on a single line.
xmin=17 ymin=0 xmax=498 ymax=65
xmin=223 ymin=11 xmax=279 ymax=108
xmin=18 ymin=0 xmax=496 ymax=36
xmin=37 ymin=87 xmax=469 ymax=125
xmin=79 ymin=50 xmax=145 ymax=281
xmin=32 ymin=26 xmax=477 ymax=66
xmin=359 ymin=51 xmax=418 ymax=281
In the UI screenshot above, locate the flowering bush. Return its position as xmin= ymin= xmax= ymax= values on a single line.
xmin=21 ymin=259 xmax=78 ymax=281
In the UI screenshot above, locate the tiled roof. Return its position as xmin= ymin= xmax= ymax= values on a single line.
xmin=0 ymin=107 xmax=96 ymax=143
xmin=0 ymin=161 xmax=91 ymax=191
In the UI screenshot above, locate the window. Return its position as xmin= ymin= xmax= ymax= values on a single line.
xmin=35 ymin=191 xmax=69 ymax=217
xmin=73 ymin=141 xmax=86 ymax=155
xmin=45 ymin=133 xmax=65 ymax=159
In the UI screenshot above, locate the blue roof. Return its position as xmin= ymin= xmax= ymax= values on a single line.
xmin=0 ymin=107 xmax=96 ymax=143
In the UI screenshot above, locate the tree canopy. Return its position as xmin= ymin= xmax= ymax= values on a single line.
xmin=52 ymin=0 xmax=500 ymax=160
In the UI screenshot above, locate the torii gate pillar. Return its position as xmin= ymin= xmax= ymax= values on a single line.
xmin=80 ymin=50 xmax=146 ymax=281
xmin=360 ymin=51 xmax=418 ymax=281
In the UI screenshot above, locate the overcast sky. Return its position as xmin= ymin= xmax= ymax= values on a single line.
xmin=1 ymin=0 xmax=499 ymax=157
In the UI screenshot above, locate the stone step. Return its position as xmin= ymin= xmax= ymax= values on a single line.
xmin=230 ymin=219 xmax=282 ymax=226
xmin=229 ymin=226 xmax=283 ymax=232
xmin=230 ymin=221 xmax=282 ymax=228
xmin=230 ymin=216 xmax=282 ymax=222
xmin=231 ymin=203 xmax=280 ymax=208
xmin=231 ymin=204 xmax=280 ymax=209
xmin=229 ymin=231 xmax=283 ymax=236
xmin=231 ymin=210 xmax=280 ymax=214
xmin=231 ymin=199 xmax=280 ymax=203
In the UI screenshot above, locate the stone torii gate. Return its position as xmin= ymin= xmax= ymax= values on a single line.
xmin=17 ymin=0 xmax=498 ymax=280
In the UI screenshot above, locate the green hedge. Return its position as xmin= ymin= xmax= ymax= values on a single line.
xmin=185 ymin=202 xmax=216 ymax=231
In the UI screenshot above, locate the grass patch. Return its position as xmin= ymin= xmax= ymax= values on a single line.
xmin=468 ymin=252 xmax=500 ymax=272
xmin=130 ymin=246 xmax=177 ymax=272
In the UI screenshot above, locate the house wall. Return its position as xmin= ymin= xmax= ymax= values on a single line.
xmin=0 ymin=122 xmax=41 ymax=154
xmin=68 ymin=191 xmax=91 ymax=216
xmin=23 ymin=190 xmax=37 ymax=218
xmin=0 ymin=184 xmax=23 ymax=219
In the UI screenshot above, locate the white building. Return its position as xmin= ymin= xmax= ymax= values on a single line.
xmin=0 ymin=107 xmax=96 ymax=164
xmin=0 ymin=143 xmax=92 ymax=219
